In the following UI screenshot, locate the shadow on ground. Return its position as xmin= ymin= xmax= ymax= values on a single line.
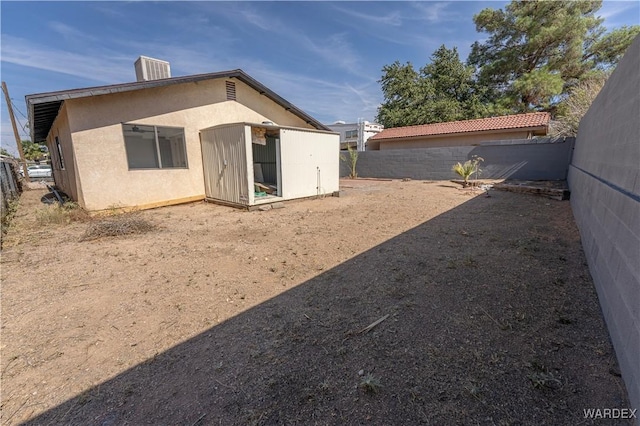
xmin=23 ymin=193 xmax=628 ymax=425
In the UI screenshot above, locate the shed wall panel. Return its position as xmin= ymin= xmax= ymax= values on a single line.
xmin=280 ymin=128 xmax=339 ymax=199
xmin=201 ymin=125 xmax=249 ymax=205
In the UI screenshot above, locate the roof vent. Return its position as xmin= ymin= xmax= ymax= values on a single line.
xmin=226 ymin=81 xmax=237 ymax=101
xmin=135 ymin=56 xmax=171 ymax=82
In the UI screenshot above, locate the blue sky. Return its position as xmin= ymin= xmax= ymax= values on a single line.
xmin=1 ymin=1 xmax=639 ymax=156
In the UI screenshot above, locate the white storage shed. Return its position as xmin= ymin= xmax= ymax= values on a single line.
xmin=200 ymin=122 xmax=340 ymax=207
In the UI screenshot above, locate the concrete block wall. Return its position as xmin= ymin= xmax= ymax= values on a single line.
xmin=568 ymin=35 xmax=640 ymax=413
xmin=340 ymin=137 xmax=575 ymax=181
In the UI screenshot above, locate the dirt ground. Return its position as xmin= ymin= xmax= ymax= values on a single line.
xmin=0 ymin=179 xmax=630 ymax=425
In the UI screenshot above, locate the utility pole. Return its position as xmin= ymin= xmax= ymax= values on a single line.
xmin=2 ymin=81 xmax=30 ymax=182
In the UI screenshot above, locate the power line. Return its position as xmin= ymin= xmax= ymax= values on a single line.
xmin=15 ymin=116 xmax=29 ymax=139
xmin=0 ymin=88 xmax=31 ymax=140
xmin=10 ymin=98 xmax=28 ymax=121
xmin=6 ymin=97 xmax=30 ymax=139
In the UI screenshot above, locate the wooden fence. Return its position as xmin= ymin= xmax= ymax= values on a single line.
xmin=1 ymin=157 xmax=22 ymax=227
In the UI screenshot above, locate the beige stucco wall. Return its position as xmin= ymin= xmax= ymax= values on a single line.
xmin=46 ymin=104 xmax=82 ymax=204
xmin=62 ymin=79 xmax=313 ymax=211
xmin=377 ymin=130 xmax=534 ymax=150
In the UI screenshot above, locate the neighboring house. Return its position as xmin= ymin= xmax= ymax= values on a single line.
xmin=27 ymin=67 xmax=339 ymax=211
xmin=367 ymin=112 xmax=550 ymax=150
xmin=326 ymin=120 xmax=383 ymax=151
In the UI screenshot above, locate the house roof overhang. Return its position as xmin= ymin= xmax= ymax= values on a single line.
xmin=26 ymin=69 xmax=330 ymax=143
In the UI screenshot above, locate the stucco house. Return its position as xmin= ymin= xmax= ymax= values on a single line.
xmin=26 ymin=68 xmax=339 ymax=211
xmin=367 ymin=112 xmax=550 ymax=150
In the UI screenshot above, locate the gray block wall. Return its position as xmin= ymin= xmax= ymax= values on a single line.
xmin=340 ymin=137 xmax=575 ymax=181
xmin=568 ymin=35 xmax=640 ymax=414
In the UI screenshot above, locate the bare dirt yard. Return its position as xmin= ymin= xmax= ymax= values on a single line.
xmin=1 ymin=179 xmax=630 ymax=425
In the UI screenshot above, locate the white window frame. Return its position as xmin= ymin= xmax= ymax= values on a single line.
xmin=123 ymin=123 xmax=188 ymax=170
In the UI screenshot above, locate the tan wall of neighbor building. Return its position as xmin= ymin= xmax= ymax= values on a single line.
xmin=62 ymin=79 xmax=314 ymax=211
xmin=377 ymin=130 xmax=535 ymax=150
xmin=46 ymin=104 xmax=82 ymax=205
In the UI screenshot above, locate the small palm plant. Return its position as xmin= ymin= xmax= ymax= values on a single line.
xmin=340 ymin=144 xmax=359 ymax=178
xmin=452 ymin=156 xmax=484 ymax=187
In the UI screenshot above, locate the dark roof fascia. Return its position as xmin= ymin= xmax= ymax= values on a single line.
xmin=26 ymin=69 xmax=330 ymax=142
xmin=202 ymin=121 xmax=339 ymax=136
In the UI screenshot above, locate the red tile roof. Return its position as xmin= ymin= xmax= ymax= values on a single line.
xmin=370 ymin=112 xmax=550 ymax=141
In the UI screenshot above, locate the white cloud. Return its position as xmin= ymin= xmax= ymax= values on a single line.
xmin=326 ymin=4 xmax=451 ymax=50
xmin=191 ymin=2 xmax=287 ymax=34
xmin=410 ymin=2 xmax=456 ymax=23
xmin=237 ymin=7 xmax=278 ymax=32
xmin=330 ymin=6 xmax=404 ymax=27
xmin=48 ymin=21 xmax=96 ymax=41
xmin=598 ymin=1 xmax=640 ymax=25
xmin=242 ymin=64 xmax=382 ymax=123
xmin=1 ymin=35 xmax=132 ymax=83
xmin=297 ymin=33 xmax=369 ymax=77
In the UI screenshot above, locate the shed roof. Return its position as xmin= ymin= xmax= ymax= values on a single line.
xmin=26 ymin=69 xmax=330 ymax=142
xmin=370 ymin=112 xmax=550 ymax=142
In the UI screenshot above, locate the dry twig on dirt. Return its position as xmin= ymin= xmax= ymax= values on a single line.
xmin=359 ymin=314 xmax=390 ymax=334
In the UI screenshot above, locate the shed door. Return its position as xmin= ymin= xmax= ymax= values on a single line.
xmin=201 ymin=125 xmax=249 ymax=205
xmin=279 ymin=128 xmax=340 ymax=199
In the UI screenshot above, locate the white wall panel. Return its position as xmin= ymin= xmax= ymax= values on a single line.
xmin=279 ymin=128 xmax=339 ymax=200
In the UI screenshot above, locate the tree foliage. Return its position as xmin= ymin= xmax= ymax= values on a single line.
xmin=376 ymin=61 xmax=424 ymax=128
xmin=420 ymin=45 xmax=488 ymax=122
xmin=376 ymin=0 xmax=639 ymax=128
xmin=21 ymin=140 xmax=46 ymax=161
xmin=468 ymin=0 xmax=639 ymax=112
xmin=377 ymin=46 xmax=489 ymax=127
xmin=550 ymin=73 xmax=608 ymax=136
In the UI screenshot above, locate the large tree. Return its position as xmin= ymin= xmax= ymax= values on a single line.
xmin=377 ymin=45 xmax=489 ymax=128
xmin=420 ymin=45 xmax=489 ymax=122
xmin=468 ymin=0 xmax=639 ymax=112
xmin=376 ymin=61 xmax=425 ymax=128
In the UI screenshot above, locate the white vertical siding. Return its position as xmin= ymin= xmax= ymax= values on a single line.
xmin=280 ymin=128 xmax=339 ymax=199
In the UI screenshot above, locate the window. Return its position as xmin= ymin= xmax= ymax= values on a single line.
xmin=123 ymin=124 xmax=188 ymax=169
xmin=55 ymin=136 xmax=65 ymax=170
xmin=345 ymin=130 xmax=358 ymax=139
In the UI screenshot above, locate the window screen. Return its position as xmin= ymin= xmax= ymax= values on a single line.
xmin=55 ymin=136 xmax=65 ymax=169
xmin=123 ymin=124 xmax=187 ymax=169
